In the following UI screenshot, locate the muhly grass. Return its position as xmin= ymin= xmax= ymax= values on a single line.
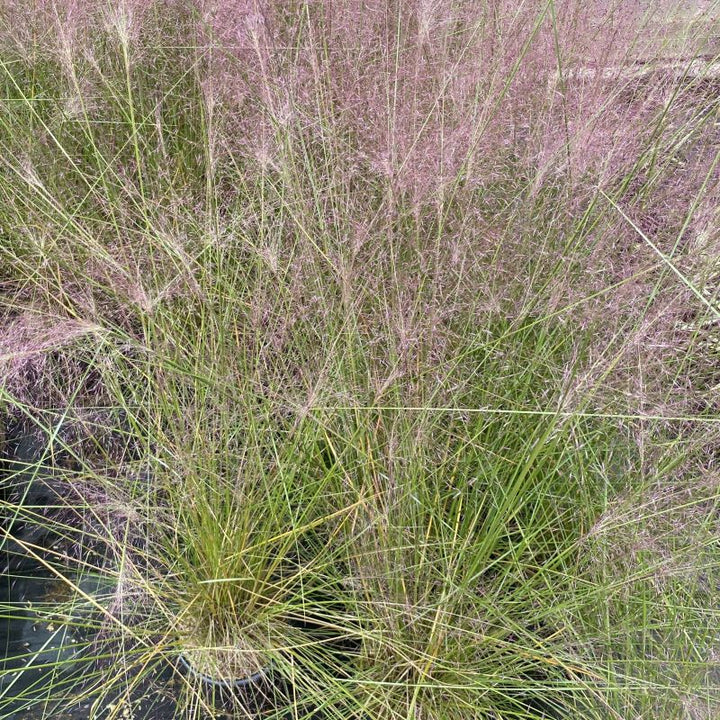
xmin=0 ymin=0 xmax=719 ymax=718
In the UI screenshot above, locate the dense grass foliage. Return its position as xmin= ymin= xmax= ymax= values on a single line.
xmin=0 ymin=1 xmax=719 ymax=718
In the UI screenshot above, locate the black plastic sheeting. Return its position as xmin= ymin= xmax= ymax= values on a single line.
xmin=0 ymin=426 xmax=183 ymax=720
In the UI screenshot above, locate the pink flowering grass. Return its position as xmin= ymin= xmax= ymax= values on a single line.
xmin=0 ymin=2 xmax=719 ymax=719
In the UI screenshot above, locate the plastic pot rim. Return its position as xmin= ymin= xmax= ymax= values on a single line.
xmin=177 ymin=652 xmax=271 ymax=689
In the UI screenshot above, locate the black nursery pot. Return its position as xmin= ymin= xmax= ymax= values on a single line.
xmin=177 ymin=654 xmax=287 ymax=713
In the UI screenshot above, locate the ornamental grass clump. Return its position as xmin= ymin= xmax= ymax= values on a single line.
xmin=146 ymin=433 xmax=359 ymax=686
xmin=0 ymin=0 xmax=719 ymax=718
